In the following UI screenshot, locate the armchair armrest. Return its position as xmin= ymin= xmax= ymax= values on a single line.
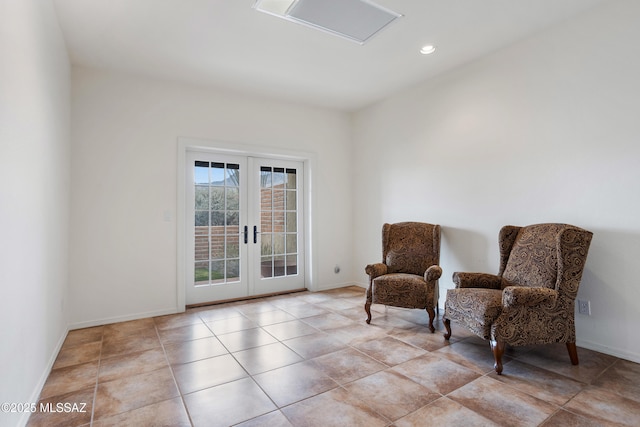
xmin=502 ymin=286 xmax=558 ymax=308
xmin=452 ymin=272 xmax=502 ymax=289
xmin=365 ymin=263 xmax=387 ymax=280
xmin=424 ymin=265 xmax=442 ymax=282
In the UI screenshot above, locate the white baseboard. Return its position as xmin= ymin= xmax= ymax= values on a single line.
xmin=18 ymin=329 xmax=68 ymax=427
xmin=576 ymin=338 xmax=640 ymax=364
xmin=315 ymin=281 xmax=362 ymax=292
xmin=68 ymin=307 xmax=181 ymax=330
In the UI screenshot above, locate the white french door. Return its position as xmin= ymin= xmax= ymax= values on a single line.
xmin=185 ymin=151 xmax=305 ymax=305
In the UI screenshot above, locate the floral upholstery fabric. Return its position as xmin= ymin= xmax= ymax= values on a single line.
xmin=365 ymin=222 xmax=441 ymax=313
xmin=444 ymin=223 xmax=592 ymax=347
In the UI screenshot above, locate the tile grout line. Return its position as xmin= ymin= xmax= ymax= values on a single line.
xmin=157 ymin=316 xmax=198 ymax=427
xmin=197 ymin=301 xmax=306 ymax=425
xmin=232 ymin=295 xmax=376 ymax=426
xmin=88 ymin=327 xmax=105 ymax=427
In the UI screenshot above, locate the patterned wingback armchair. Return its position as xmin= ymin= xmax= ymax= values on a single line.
xmin=365 ymin=222 xmax=442 ymax=332
xmin=443 ymin=223 xmax=593 ymax=374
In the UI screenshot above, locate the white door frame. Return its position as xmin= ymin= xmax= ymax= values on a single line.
xmin=176 ymin=137 xmax=317 ymax=311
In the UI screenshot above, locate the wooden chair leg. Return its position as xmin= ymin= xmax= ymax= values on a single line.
xmin=426 ymin=307 xmax=435 ymax=333
xmin=365 ymin=302 xmax=372 ymax=324
xmin=566 ymin=342 xmax=579 ymax=365
xmin=443 ymin=318 xmax=451 ymax=340
xmin=490 ymin=340 xmax=505 ymax=375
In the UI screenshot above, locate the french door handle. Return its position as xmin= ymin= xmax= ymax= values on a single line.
xmin=254 ymin=226 xmax=258 ymax=244
xmin=243 ymin=225 xmax=248 ymax=244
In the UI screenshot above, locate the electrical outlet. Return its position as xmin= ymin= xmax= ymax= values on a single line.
xmin=578 ymin=299 xmax=591 ymax=315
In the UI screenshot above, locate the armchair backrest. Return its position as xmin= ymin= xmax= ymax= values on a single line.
xmin=382 ymin=222 xmax=440 ymax=275
xmin=501 ymin=223 xmax=592 ymax=295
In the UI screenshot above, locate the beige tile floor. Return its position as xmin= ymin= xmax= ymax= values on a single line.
xmin=27 ymin=286 xmax=640 ymax=426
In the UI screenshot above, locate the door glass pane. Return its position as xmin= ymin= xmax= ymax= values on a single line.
xmin=226 ymin=211 xmax=239 ymax=226
xmin=261 ymin=234 xmax=272 ymax=256
xmin=195 ymin=229 xmax=209 ymax=261
xmin=227 ymin=234 xmax=239 ymax=258
xmin=226 ymin=164 xmax=240 ymax=187
xmin=211 ymin=234 xmax=224 ymax=259
xmin=211 ymin=188 xmax=224 ymax=210
xmin=286 ymin=233 xmax=297 ymax=253
xmin=195 ymin=186 xmax=209 ymax=209
xmin=273 ymin=191 xmax=284 ymax=219
xmin=274 ymin=167 xmax=285 ymax=188
xmin=286 ymin=254 xmax=297 ymax=275
xmin=211 ymin=211 xmax=224 ymax=227
xmin=211 ymin=163 xmax=225 ymax=185
xmin=226 ymin=259 xmax=240 ymax=282
xmin=286 ymin=212 xmax=297 ymax=232
xmin=261 ymin=167 xmax=272 ymax=188
xmin=286 ymin=169 xmax=296 ymax=189
xmin=195 ymin=162 xmax=209 ymax=184
xmin=194 ymin=161 xmax=242 ymax=286
xmin=195 ymin=261 xmax=209 ymax=285
xmin=286 ymin=190 xmax=296 ymax=210
xmin=226 ymin=188 xmax=239 ymax=210
xmin=261 ymin=256 xmax=272 ymax=278
xmin=210 ymin=260 xmax=224 ymax=283
xmin=273 ymin=233 xmax=285 ymax=255
xmin=274 ymin=255 xmax=285 ymax=277
xmin=273 ymin=210 xmax=284 ymax=232
xmin=261 ymin=212 xmax=272 ymax=233
xmin=195 ymin=211 xmax=209 ymax=227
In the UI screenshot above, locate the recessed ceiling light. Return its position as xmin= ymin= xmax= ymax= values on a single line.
xmin=420 ymin=45 xmax=436 ymax=55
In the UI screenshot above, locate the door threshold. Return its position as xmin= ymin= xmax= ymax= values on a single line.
xmin=186 ymin=288 xmax=307 ymax=309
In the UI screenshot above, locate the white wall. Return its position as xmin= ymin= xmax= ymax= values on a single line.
xmin=0 ymin=0 xmax=71 ymax=425
xmin=353 ymin=0 xmax=640 ymax=363
xmin=69 ymin=68 xmax=353 ymax=327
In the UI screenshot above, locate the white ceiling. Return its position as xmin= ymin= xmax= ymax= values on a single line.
xmin=53 ymin=0 xmax=609 ymax=112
